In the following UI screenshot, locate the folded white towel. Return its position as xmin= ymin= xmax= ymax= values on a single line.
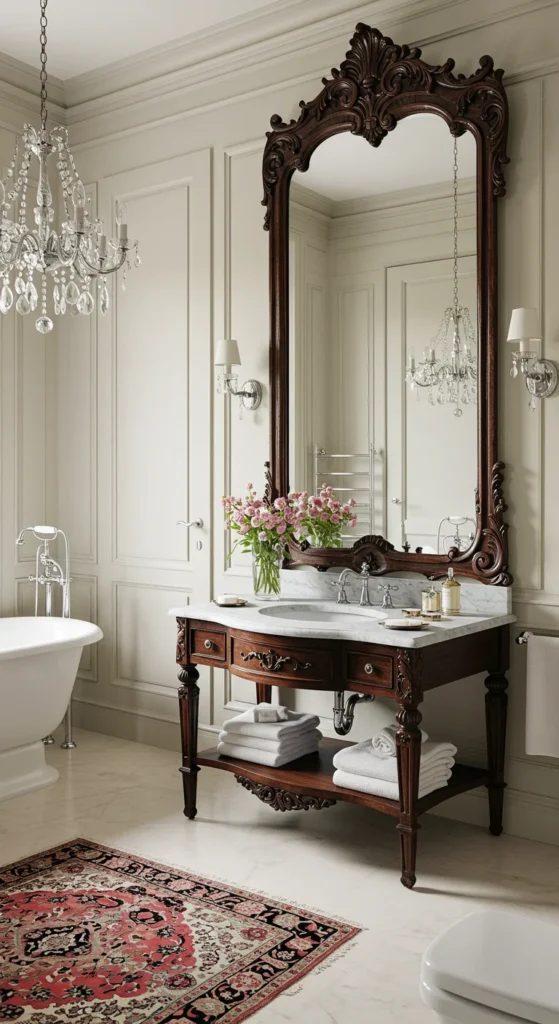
xmin=222 ymin=703 xmax=320 ymax=740
xmin=253 ymin=705 xmax=289 ymax=723
xmin=372 ymin=723 xmax=428 ymax=757
xmin=218 ymin=728 xmax=322 ymax=754
xmin=526 ymin=636 xmax=559 ymax=757
xmin=333 ymin=739 xmax=457 ymax=781
xmin=217 ymin=738 xmax=320 ymax=767
xmin=333 ymin=766 xmax=452 ymax=801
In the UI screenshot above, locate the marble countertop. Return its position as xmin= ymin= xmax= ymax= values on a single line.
xmin=169 ymin=600 xmax=516 ymax=649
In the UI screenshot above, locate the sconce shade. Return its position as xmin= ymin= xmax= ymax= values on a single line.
xmin=507 ymin=307 xmax=541 ymax=342
xmin=215 ymin=338 xmax=241 ymax=367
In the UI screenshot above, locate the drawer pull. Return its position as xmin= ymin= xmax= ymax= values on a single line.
xmin=204 ymin=639 xmax=213 ymax=650
xmin=364 ymin=663 xmax=375 ymax=675
xmin=240 ymin=649 xmax=312 ymax=673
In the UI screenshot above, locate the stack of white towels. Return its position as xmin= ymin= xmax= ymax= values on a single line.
xmin=217 ymin=702 xmax=321 ymax=767
xmin=333 ymin=724 xmax=457 ymax=800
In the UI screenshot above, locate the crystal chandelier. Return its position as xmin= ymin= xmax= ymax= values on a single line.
xmin=0 ymin=0 xmax=139 ymax=334
xmin=405 ymin=138 xmax=477 ymax=417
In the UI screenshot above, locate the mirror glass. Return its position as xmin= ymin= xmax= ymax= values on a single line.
xmin=288 ymin=114 xmax=478 ymax=556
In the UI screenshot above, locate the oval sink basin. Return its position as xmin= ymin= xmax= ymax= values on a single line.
xmin=257 ymin=602 xmax=386 ymax=627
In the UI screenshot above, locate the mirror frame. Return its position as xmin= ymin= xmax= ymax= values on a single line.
xmin=262 ymin=22 xmax=511 ymax=585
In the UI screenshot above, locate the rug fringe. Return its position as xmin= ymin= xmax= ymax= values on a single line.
xmin=76 ymin=834 xmax=366 ymax=933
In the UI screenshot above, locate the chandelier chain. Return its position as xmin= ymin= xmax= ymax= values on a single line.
xmin=39 ymin=0 xmax=48 ymax=131
xmin=452 ymin=136 xmax=459 ymax=319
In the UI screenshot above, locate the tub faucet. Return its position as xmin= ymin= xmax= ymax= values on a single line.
xmin=16 ymin=526 xmax=75 ymax=748
xmin=17 ymin=526 xmax=72 ymax=619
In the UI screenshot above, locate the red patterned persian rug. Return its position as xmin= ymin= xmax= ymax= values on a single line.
xmin=0 ymin=838 xmax=359 ymax=1023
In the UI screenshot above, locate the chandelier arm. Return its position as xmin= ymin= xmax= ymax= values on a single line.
xmin=78 ymin=248 xmax=128 ymax=276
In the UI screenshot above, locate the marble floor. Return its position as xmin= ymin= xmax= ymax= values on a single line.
xmin=1 ymin=729 xmax=559 ymax=1023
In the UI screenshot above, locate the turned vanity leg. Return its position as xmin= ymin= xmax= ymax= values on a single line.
xmin=256 ymin=683 xmax=272 ymax=704
xmin=485 ymin=671 xmax=508 ymax=836
xmin=395 ymin=649 xmax=423 ymax=889
xmin=396 ymin=702 xmax=422 ymax=888
xmin=178 ymin=666 xmax=200 ymax=820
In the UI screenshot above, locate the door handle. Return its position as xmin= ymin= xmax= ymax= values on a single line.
xmin=176 ymin=518 xmax=203 ymax=529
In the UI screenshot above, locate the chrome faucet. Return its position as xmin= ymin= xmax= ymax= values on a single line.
xmin=17 ymin=526 xmax=72 ymax=619
xmin=378 ymin=583 xmax=399 ymax=609
xmin=16 ymin=526 xmax=75 ymax=748
xmin=333 ymin=562 xmax=374 ymax=607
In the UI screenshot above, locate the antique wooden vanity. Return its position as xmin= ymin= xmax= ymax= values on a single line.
xmin=174 ymin=24 xmax=513 ymax=888
xmin=174 ymin=607 xmax=512 ymax=888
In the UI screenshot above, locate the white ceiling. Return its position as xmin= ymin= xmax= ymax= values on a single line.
xmin=1 ymin=0 xmax=283 ymax=79
xmin=293 ymin=115 xmax=477 ymax=201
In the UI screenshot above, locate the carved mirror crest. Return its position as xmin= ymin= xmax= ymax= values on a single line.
xmin=262 ymin=23 xmax=511 ymax=584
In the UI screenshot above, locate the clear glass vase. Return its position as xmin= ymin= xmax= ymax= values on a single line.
xmin=252 ymin=541 xmax=282 ymax=601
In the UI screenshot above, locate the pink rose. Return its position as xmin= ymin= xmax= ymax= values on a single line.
xmin=277 ymin=523 xmax=286 ymax=535
xmin=258 ymin=531 xmax=267 ymax=541
xmin=331 ymin=514 xmax=340 ymax=524
xmin=240 ymin=524 xmax=250 ymax=534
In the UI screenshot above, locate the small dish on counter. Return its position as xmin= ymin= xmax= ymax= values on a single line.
xmin=382 ymin=618 xmax=431 ymax=631
xmin=213 ymin=596 xmax=248 ymax=608
xmin=402 ymin=608 xmax=422 ymax=618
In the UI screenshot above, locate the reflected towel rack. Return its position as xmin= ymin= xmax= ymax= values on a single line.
xmin=516 ymin=629 xmax=559 ymax=645
xmin=313 ymin=443 xmax=376 ymax=543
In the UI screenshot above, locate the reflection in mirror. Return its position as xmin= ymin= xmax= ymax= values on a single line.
xmin=288 ymin=114 xmax=477 ymax=556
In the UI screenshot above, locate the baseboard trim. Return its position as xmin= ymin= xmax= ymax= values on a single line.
xmin=72 ymin=699 xmax=559 ymax=847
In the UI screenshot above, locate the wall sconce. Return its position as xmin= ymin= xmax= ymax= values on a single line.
xmin=214 ymin=339 xmax=262 ymax=415
xmin=507 ymin=307 xmax=557 ymax=410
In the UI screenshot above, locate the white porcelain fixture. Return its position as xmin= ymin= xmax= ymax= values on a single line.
xmin=420 ymin=909 xmax=559 ymax=1023
xmin=257 ymin=602 xmax=386 ymax=627
xmin=0 ymin=616 xmax=102 ymax=801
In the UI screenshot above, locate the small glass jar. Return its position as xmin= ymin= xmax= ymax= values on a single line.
xmin=422 ymin=586 xmax=441 ymax=613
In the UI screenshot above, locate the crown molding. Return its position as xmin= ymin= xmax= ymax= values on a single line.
xmin=0 ymin=0 xmax=557 ymax=143
xmin=0 ymin=50 xmax=65 ymax=113
xmin=61 ymin=0 xmax=556 ymax=119
xmin=63 ymin=0 xmax=450 ymax=107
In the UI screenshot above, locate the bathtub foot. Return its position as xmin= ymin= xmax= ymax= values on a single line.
xmin=42 ymin=735 xmax=55 ymax=745
xmin=60 ymin=705 xmax=76 ymax=749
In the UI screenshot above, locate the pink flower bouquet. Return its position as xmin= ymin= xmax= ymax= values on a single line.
xmin=298 ymin=485 xmax=357 ymax=548
xmin=222 ymin=484 xmax=358 ymax=598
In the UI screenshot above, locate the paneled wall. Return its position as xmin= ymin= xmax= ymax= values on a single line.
xmin=2 ymin=0 xmax=559 ymax=843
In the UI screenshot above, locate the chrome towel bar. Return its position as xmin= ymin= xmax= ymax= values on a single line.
xmin=516 ymin=629 xmax=559 ymax=645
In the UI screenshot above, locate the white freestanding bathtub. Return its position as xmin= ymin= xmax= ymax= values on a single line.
xmin=0 ymin=617 xmax=103 ymax=801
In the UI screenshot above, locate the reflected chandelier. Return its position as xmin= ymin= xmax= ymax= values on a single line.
xmin=0 ymin=0 xmax=139 ymax=333
xmin=405 ymin=138 xmax=477 ymax=417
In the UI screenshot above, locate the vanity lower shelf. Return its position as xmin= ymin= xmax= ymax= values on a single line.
xmin=196 ymin=738 xmax=489 ymax=817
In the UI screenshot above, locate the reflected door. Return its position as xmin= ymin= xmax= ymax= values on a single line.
xmin=386 ymin=255 xmax=478 ymax=552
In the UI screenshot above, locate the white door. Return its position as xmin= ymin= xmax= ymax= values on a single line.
xmin=386 ymin=256 xmax=478 ymax=552
xmin=68 ymin=149 xmax=212 ymax=731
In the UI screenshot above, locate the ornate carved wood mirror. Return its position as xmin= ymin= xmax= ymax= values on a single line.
xmin=262 ymin=23 xmax=511 ymax=585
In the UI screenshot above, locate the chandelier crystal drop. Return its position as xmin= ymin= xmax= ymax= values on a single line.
xmin=405 ymin=137 xmax=477 ymax=417
xmin=0 ymin=0 xmax=139 ymax=333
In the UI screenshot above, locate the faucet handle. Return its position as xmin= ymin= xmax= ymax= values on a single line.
xmin=378 ymin=583 xmax=399 ymax=592
xmin=330 ymin=579 xmax=349 ymax=604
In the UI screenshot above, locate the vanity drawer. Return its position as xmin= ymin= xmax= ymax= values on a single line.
xmin=345 ymin=650 xmax=394 ymax=690
xmin=230 ymin=634 xmax=333 ymax=683
xmin=190 ymin=626 xmax=227 ymax=662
